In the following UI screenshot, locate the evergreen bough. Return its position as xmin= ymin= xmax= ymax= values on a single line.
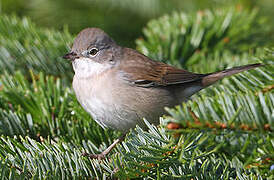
xmin=0 ymin=7 xmax=273 ymax=179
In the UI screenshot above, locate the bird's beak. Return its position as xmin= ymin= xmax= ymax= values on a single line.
xmin=63 ymin=51 xmax=78 ymax=61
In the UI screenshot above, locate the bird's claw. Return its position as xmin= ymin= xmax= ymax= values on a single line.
xmin=82 ymin=152 xmax=106 ymax=160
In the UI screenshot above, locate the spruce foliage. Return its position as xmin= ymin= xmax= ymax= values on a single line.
xmin=0 ymin=6 xmax=273 ymax=179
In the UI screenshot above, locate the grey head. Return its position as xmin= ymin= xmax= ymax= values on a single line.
xmin=63 ymin=28 xmax=119 ymax=63
xmin=63 ymin=28 xmax=120 ymax=78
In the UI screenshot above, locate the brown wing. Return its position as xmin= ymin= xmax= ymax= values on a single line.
xmin=118 ymin=48 xmax=205 ymax=87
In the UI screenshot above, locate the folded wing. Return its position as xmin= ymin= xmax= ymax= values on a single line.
xmin=119 ymin=48 xmax=205 ymax=87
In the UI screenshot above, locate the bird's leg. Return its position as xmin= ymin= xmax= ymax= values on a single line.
xmin=82 ymin=133 xmax=127 ymax=160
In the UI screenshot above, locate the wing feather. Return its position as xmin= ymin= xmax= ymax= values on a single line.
xmin=118 ymin=48 xmax=205 ymax=87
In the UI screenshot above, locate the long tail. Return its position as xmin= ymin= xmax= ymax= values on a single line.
xmin=202 ymin=63 xmax=262 ymax=87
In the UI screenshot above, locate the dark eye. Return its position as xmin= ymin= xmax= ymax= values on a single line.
xmin=88 ymin=48 xmax=99 ymax=57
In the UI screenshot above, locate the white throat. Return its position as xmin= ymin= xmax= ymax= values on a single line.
xmin=72 ymin=57 xmax=110 ymax=78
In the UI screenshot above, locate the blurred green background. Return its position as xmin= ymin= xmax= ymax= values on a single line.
xmin=1 ymin=0 xmax=273 ymax=48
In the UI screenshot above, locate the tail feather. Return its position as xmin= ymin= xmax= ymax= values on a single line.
xmin=202 ymin=63 xmax=262 ymax=87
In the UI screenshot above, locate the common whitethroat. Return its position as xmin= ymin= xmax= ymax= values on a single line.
xmin=63 ymin=28 xmax=262 ymax=159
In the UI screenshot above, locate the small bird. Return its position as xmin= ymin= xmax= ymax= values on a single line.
xmin=63 ymin=28 xmax=262 ymax=159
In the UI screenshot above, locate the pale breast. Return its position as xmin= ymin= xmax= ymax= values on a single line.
xmin=72 ymin=69 xmax=179 ymax=132
xmin=72 ymin=70 xmax=142 ymax=132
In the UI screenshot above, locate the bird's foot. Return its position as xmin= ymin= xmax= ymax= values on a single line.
xmin=82 ymin=152 xmax=106 ymax=160
xmin=82 ymin=133 xmax=127 ymax=160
